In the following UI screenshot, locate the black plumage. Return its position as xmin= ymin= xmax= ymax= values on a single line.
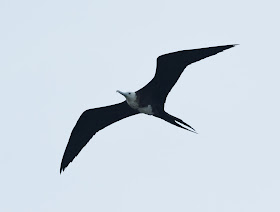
xmin=60 ymin=44 xmax=236 ymax=173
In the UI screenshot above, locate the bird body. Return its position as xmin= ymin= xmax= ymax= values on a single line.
xmin=60 ymin=44 xmax=237 ymax=173
xmin=116 ymin=91 xmax=154 ymax=115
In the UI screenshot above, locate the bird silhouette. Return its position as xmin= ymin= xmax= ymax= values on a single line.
xmin=60 ymin=44 xmax=236 ymax=173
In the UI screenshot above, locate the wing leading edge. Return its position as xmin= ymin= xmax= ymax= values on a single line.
xmin=60 ymin=101 xmax=138 ymax=173
xmin=138 ymin=45 xmax=236 ymax=105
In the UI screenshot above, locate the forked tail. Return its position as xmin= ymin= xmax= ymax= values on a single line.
xmin=156 ymin=112 xmax=197 ymax=133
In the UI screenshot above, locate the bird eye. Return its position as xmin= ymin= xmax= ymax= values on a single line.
xmin=128 ymin=92 xmax=131 ymax=94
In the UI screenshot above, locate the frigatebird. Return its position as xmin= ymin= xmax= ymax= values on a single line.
xmin=60 ymin=44 xmax=236 ymax=172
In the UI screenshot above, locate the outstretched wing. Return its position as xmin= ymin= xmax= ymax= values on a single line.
xmin=60 ymin=101 xmax=138 ymax=172
xmin=137 ymin=45 xmax=236 ymax=105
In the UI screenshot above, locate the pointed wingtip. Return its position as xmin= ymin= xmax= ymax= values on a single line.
xmin=218 ymin=44 xmax=238 ymax=50
xmin=227 ymin=44 xmax=239 ymax=48
xmin=60 ymin=163 xmax=66 ymax=174
xmin=213 ymin=44 xmax=238 ymax=54
xmin=224 ymin=44 xmax=238 ymax=49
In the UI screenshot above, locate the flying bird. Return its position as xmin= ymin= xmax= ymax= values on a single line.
xmin=60 ymin=44 xmax=236 ymax=172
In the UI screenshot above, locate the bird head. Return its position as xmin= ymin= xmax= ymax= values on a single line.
xmin=116 ymin=90 xmax=137 ymax=102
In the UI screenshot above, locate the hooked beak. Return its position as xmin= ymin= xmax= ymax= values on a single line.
xmin=116 ymin=90 xmax=126 ymax=97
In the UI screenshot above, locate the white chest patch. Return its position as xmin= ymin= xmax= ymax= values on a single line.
xmin=138 ymin=105 xmax=153 ymax=115
xmin=126 ymin=99 xmax=154 ymax=115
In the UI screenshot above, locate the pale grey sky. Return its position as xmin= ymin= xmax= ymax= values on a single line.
xmin=1 ymin=0 xmax=280 ymax=211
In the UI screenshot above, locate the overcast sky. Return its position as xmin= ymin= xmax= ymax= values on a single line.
xmin=1 ymin=0 xmax=280 ymax=211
